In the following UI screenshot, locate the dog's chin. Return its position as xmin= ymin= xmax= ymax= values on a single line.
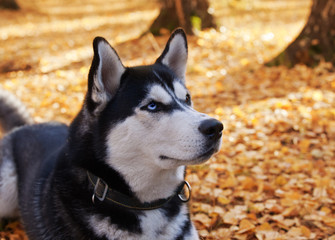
xmin=160 ymin=145 xmax=220 ymax=166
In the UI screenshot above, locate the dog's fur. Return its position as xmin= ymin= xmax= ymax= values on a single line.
xmin=0 ymin=29 xmax=223 ymax=240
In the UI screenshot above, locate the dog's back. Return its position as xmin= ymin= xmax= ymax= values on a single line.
xmin=0 ymin=89 xmax=32 ymax=133
xmin=0 ymin=88 xmax=32 ymax=218
xmin=0 ymin=89 xmax=68 ymax=220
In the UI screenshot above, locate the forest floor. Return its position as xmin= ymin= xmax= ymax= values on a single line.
xmin=1 ymin=0 xmax=335 ymax=239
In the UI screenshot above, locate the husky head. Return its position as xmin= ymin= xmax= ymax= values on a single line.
xmin=84 ymin=29 xmax=223 ymax=172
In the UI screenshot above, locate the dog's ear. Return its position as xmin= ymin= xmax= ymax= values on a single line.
xmin=156 ymin=28 xmax=188 ymax=82
xmin=87 ymin=37 xmax=125 ymax=114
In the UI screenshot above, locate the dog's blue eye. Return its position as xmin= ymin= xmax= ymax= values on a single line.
xmin=147 ymin=102 xmax=157 ymax=111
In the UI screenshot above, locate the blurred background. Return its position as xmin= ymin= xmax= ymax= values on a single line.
xmin=0 ymin=0 xmax=313 ymax=122
xmin=1 ymin=1 xmax=335 ymax=240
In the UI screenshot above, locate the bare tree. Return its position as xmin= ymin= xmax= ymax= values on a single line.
xmin=0 ymin=0 xmax=19 ymax=10
xmin=268 ymin=0 xmax=335 ymax=67
xmin=150 ymin=0 xmax=216 ymax=35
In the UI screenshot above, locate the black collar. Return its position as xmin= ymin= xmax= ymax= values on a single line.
xmin=87 ymin=171 xmax=191 ymax=210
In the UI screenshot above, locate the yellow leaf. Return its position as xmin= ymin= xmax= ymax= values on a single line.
xmin=320 ymin=206 xmax=331 ymax=215
xmin=268 ymin=204 xmax=283 ymax=214
xmin=326 ymin=121 xmax=335 ymax=138
xmin=223 ymin=211 xmax=238 ymax=225
xmin=215 ymin=107 xmax=224 ymax=116
xmin=193 ymin=213 xmax=211 ymax=229
xmin=251 ymin=117 xmax=258 ymax=126
xmin=220 ymin=176 xmax=237 ymax=188
xmin=205 ymin=170 xmax=218 ymax=184
xmin=275 ymin=175 xmax=287 ymax=186
xmin=287 ymin=227 xmax=302 ymax=237
xmin=323 ymin=216 xmax=335 ymax=227
xmin=282 ymin=206 xmax=299 ymax=217
xmin=280 ymin=146 xmax=289 ymax=154
xmin=300 ymin=225 xmax=311 ymax=238
xmin=196 ymin=39 xmax=205 ymax=46
xmin=299 ymin=139 xmax=310 ymax=153
xmin=238 ymin=219 xmax=255 ymax=234
xmin=312 ymin=90 xmax=323 ymax=101
xmin=241 ymin=176 xmax=257 ymax=190
xmin=217 ymin=196 xmax=230 ymax=205
xmin=256 ymin=222 xmax=272 ymax=231
xmin=240 ymin=58 xmax=249 ymax=66
xmin=275 ymin=101 xmax=291 ymax=110
xmin=233 ymin=106 xmax=245 ymax=118
xmin=215 ymin=81 xmax=225 ymax=93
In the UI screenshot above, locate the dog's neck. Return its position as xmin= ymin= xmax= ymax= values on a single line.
xmin=70 ymin=116 xmax=187 ymax=203
xmin=116 ymin=163 xmax=186 ymax=203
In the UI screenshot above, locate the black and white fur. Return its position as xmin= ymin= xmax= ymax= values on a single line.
xmin=0 ymin=29 xmax=223 ymax=240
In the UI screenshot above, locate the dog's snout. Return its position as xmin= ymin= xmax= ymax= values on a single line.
xmin=198 ymin=119 xmax=223 ymax=139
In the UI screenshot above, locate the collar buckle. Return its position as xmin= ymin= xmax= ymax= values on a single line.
xmin=92 ymin=177 xmax=108 ymax=204
xmin=178 ymin=181 xmax=192 ymax=202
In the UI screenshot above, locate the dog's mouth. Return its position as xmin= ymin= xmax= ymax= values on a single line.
xmin=159 ymin=146 xmax=217 ymax=165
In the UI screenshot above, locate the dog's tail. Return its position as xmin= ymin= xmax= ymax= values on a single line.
xmin=0 ymin=88 xmax=33 ymax=133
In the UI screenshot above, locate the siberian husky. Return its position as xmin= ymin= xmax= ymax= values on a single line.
xmin=0 ymin=29 xmax=223 ymax=239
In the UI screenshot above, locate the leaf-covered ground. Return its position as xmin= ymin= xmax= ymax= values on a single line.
xmin=2 ymin=0 xmax=335 ymax=239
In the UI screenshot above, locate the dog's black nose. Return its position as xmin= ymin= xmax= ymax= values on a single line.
xmin=198 ymin=119 xmax=223 ymax=139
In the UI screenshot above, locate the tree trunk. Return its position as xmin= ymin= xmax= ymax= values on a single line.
xmin=150 ymin=0 xmax=216 ymax=35
xmin=0 ymin=0 xmax=20 ymax=10
xmin=267 ymin=0 xmax=335 ymax=67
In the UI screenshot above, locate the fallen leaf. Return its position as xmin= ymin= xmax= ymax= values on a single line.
xmin=238 ymin=219 xmax=255 ymax=234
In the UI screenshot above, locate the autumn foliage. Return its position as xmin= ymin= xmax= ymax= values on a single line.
xmin=1 ymin=0 xmax=335 ymax=239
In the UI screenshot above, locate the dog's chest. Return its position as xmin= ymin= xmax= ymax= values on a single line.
xmin=88 ymin=205 xmax=199 ymax=240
